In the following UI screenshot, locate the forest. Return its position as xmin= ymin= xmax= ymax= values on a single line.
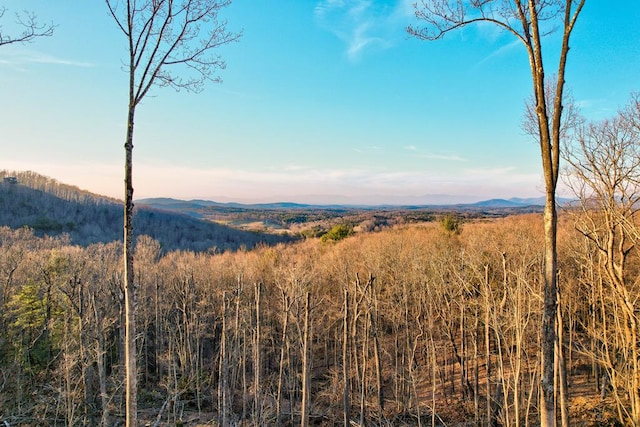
xmin=2 ymin=92 xmax=640 ymax=426
xmin=0 ymin=206 xmax=632 ymax=427
xmin=0 ymin=171 xmax=291 ymax=252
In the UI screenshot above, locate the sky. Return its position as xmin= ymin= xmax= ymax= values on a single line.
xmin=1 ymin=1 xmax=639 ymax=205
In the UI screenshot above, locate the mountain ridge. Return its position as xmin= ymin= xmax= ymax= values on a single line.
xmin=136 ymin=195 xmax=555 ymax=210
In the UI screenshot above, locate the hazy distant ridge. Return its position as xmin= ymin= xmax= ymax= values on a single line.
xmin=137 ymin=196 xmax=552 ymax=210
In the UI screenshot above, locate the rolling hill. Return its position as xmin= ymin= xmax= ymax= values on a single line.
xmin=0 ymin=171 xmax=293 ymax=252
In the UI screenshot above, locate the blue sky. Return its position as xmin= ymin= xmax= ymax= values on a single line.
xmin=1 ymin=1 xmax=638 ymax=204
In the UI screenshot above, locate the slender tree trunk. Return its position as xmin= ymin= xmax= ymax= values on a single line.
xmin=64 ymin=317 xmax=75 ymax=427
xmin=359 ymin=309 xmax=369 ymax=427
xmin=429 ymin=332 xmax=436 ymax=427
xmin=460 ymin=302 xmax=467 ymax=399
xmin=557 ymin=291 xmax=569 ymax=427
xmin=493 ymin=327 xmax=507 ymax=427
xmin=124 ymin=103 xmax=137 ymax=427
xmin=394 ymin=331 xmax=401 ymax=411
xmin=233 ymin=276 xmax=242 ymax=416
xmin=77 ymin=280 xmax=94 ymax=426
xmin=484 ymin=265 xmax=492 ymax=427
xmin=155 ymin=278 xmax=160 ymax=380
xmin=540 ymin=197 xmax=557 ymax=427
xmin=93 ymin=298 xmax=110 ymax=427
xmin=242 ymin=330 xmax=248 ymax=420
xmin=277 ymin=291 xmax=290 ymax=423
xmin=301 ymin=291 xmax=311 ymax=427
xmin=514 ymin=308 xmax=522 ymax=427
xmin=343 ymin=286 xmax=350 ymax=427
xmin=370 ymin=275 xmax=384 ymax=414
xmin=218 ymin=295 xmax=228 ymax=427
xmin=254 ymin=282 xmax=262 ymax=426
xmin=474 ymin=304 xmax=480 ymax=425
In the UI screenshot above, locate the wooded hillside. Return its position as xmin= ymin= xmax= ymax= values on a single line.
xmin=0 ymin=210 xmax=631 ymax=426
xmin=0 ymin=171 xmax=292 ymax=252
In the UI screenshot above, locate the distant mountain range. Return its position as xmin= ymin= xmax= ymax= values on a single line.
xmin=0 ymin=170 xmax=571 ymax=252
xmin=467 ymin=197 xmax=546 ymax=208
xmin=136 ymin=195 xmax=564 ymax=211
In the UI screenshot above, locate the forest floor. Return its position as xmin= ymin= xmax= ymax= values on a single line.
xmin=135 ymin=372 xmax=619 ymax=427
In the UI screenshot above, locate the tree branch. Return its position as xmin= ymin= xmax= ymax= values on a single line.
xmin=0 ymin=7 xmax=55 ymax=47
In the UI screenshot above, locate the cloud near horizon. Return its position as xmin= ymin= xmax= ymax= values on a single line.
xmin=3 ymin=159 xmax=544 ymax=204
xmin=119 ymin=163 xmax=541 ymax=202
xmin=417 ymin=153 xmax=467 ymax=162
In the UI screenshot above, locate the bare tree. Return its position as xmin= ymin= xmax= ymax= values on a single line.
xmin=104 ymin=1 xmax=240 ymax=425
xmin=0 ymin=6 xmax=54 ymax=47
xmin=408 ymin=2 xmax=585 ymax=425
xmin=564 ymin=98 xmax=640 ymax=425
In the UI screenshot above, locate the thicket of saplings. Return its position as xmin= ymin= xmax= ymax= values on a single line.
xmin=0 ymin=208 xmax=634 ymax=426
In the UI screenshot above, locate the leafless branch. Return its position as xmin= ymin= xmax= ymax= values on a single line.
xmin=106 ymin=0 xmax=242 ymax=103
xmin=0 ymin=7 xmax=55 ymax=47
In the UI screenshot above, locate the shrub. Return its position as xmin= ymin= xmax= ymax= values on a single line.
xmin=320 ymin=224 xmax=353 ymax=242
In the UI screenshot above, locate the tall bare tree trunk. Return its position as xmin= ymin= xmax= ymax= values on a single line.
xmin=124 ymin=104 xmax=137 ymax=427
xmin=105 ymin=1 xmax=240 ymax=420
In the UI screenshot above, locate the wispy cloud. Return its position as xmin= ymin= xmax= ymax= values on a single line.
xmin=0 ymin=48 xmax=93 ymax=68
xmin=575 ymin=98 xmax=617 ymax=120
xmin=418 ymin=153 xmax=467 ymax=161
xmin=575 ymin=99 xmax=593 ymax=109
xmin=313 ymin=0 xmax=409 ymax=61
xmin=403 ymin=145 xmax=466 ymax=161
xmin=353 ymin=145 xmax=382 ymax=153
xmin=474 ymin=39 xmax=521 ymax=68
